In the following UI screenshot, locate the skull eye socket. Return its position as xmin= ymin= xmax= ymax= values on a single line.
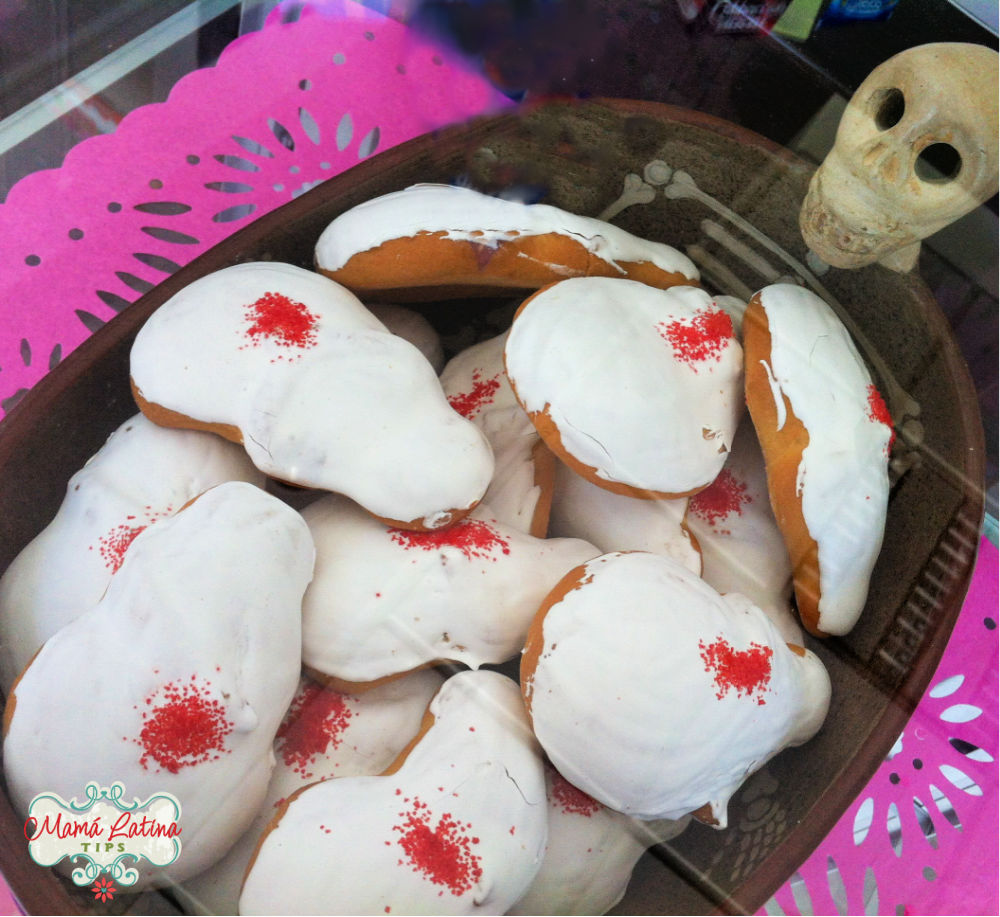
xmin=915 ymin=143 xmax=962 ymax=183
xmin=872 ymin=87 xmax=906 ymax=130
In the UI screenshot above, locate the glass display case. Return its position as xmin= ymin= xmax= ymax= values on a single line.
xmin=0 ymin=2 xmax=995 ymax=914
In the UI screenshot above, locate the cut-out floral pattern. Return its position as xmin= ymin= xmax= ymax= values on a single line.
xmin=762 ymin=546 xmax=997 ymax=916
xmin=0 ymin=2 xmax=510 ymax=416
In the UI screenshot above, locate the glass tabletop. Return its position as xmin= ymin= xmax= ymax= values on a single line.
xmin=0 ymin=2 xmax=995 ymax=914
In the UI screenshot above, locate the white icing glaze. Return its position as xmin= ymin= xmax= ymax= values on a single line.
xmin=314 ymin=183 xmax=699 ymax=281
xmin=760 ymin=359 xmax=787 ymax=431
xmin=549 ymin=458 xmax=701 ymax=574
xmin=301 ymin=494 xmax=599 ymax=683
xmin=508 ymin=767 xmax=689 ymax=916
xmin=505 ymin=278 xmax=744 ymax=495
xmin=239 ymin=670 xmax=548 ymax=916
xmin=129 ymin=262 xmax=494 ymax=528
xmin=367 ymin=302 xmax=445 ymax=373
xmin=440 ymin=332 xmax=545 ymax=534
xmin=684 ymin=414 xmax=801 ymax=644
xmin=2 ymin=482 xmax=314 ymax=888
xmin=524 ymin=552 xmax=831 ymax=825
xmin=0 ymin=413 xmax=264 ymax=692
xmin=178 ymin=669 xmax=443 ymax=916
xmin=755 ymin=283 xmax=892 ymax=635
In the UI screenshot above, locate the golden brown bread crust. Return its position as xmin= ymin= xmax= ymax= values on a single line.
xmin=742 ymin=295 xmax=824 ymax=637
xmin=132 ymin=379 xmax=477 ymax=532
xmin=241 ymin=781 xmax=309 ymax=896
xmin=1 ymin=692 xmax=13 ymax=740
xmin=691 ymin=803 xmax=719 ymax=826
xmin=518 ymin=559 xmax=597 ymax=725
xmin=302 ymin=662 xmax=442 ymax=696
xmin=319 ymin=232 xmax=698 ymax=301
xmin=131 ymin=379 xmax=244 ymax=444
xmin=523 ymin=402 xmax=709 ymax=502
xmin=528 ymin=438 xmax=557 ymax=539
xmin=371 ymin=505 xmax=478 ymax=533
xmin=676 ymin=517 xmax=705 ymax=578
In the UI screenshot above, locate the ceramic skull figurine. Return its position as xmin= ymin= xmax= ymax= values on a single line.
xmin=800 ymin=42 xmax=999 ymax=272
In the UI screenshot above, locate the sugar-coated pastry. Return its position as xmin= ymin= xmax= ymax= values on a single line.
xmin=178 ymin=669 xmax=443 ymax=915
xmin=0 ymin=413 xmax=264 ymax=692
xmin=367 ymin=302 xmax=445 ymax=373
xmin=440 ymin=331 xmax=554 ymax=537
xmin=130 ymin=262 xmax=494 ymax=531
xmin=239 ymin=670 xmax=548 ymax=916
xmin=548 ymin=457 xmax=701 ymax=575
xmin=508 ymin=766 xmax=690 ymax=916
xmin=743 ymin=283 xmax=893 ymax=637
xmin=2 ymin=482 xmax=314 ymax=888
xmin=505 ymin=278 xmax=743 ymax=499
xmin=314 ymin=183 xmax=699 ymax=298
xmin=521 ymin=552 xmax=831 ymax=825
xmin=684 ymin=414 xmax=801 ymax=644
xmin=300 ymin=494 xmax=599 ymax=687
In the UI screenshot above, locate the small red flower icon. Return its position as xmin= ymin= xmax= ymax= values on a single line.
xmin=91 ymin=875 xmax=116 ymax=902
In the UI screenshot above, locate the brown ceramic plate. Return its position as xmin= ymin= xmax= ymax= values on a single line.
xmin=0 ymin=98 xmax=985 ymax=915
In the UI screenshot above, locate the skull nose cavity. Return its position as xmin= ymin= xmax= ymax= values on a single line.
xmin=862 ymin=142 xmax=902 ymax=184
xmin=872 ymin=87 xmax=906 ymax=131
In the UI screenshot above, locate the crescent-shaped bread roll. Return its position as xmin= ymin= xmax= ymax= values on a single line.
xmin=742 ymin=283 xmax=892 ymax=636
xmin=314 ymin=183 xmax=699 ymax=299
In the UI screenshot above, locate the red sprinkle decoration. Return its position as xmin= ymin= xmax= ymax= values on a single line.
xmin=392 ymin=796 xmax=483 ymax=897
xmin=389 ymin=520 xmax=511 ymax=562
xmin=698 ymin=637 xmax=773 ymax=705
xmin=447 ymin=370 xmax=502 ymax=420
xmin=91 ymin=505 xmax=173 ymax=573
xmin=551 ymin=772 xmax=601 ymax=817
xmin=657 ymin=308 xmax=735 ymax=370
xmin=688 ymin=469 xmax=750 ymax=534
xmin=95 ymin=521 xmax=147 ymax=573
xmin=241 ymin=291 xmax=319 ymax=358
xmin=866 ymin=384 xmax=896 ymax=452
xmin=133 ymin=676 xmax=233 ymax=774
xmin=275 ymin=683 xmax=354 ymax=779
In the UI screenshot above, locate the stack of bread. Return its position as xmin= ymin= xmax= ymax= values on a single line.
xmin=1 ymin=183 xmax=895 ymax=915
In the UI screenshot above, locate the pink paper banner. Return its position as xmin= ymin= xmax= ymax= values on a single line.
xmin=762 ymin=538 xmax=998 ymax=916
xmin=0 ymin=0 xmax=512 ymax=415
